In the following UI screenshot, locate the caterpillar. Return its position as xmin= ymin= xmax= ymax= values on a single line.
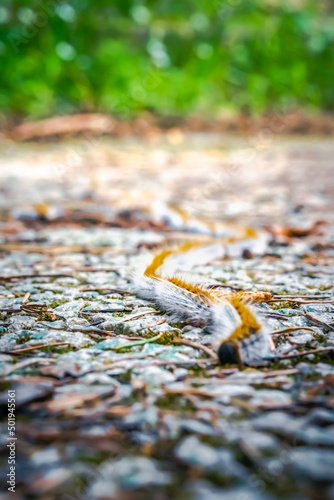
xmin=135 ymin=235 xmax=274 ymax=366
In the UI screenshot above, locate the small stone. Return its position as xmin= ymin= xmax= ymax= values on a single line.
xmin=296 ymin=425 xmax=334 ymax=446
xmin=252 ymin=412 xmax=303 ymax=436
xmin=175 ymin=436 xmax=247 ymax=478
xmin=249 ymin=389 xmax=292 ymax=407
xmin=31 ymin=447 xmax=60 ymax=466
xmin=243 ymin=431 xmax=279 ymax=452
xmin=175 ymin=435 xmax=219 ymax=468
xmin=287 ymin=447 xmax=334 ymax=481
xmin=87 ymin=456 xmax=171 ymax=498
xmin=305 ymin=408 xmax=334 ymax=426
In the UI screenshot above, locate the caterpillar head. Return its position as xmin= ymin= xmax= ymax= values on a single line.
xmin=217 ymin=339 xmax=241 ymax=364
xmin=217 ymin=326 xmax=268 ymax=365
xmin=209 ymin=300 xmax=242 ymax=361
xmin=214 ymin=297 xmax=270 ymax=366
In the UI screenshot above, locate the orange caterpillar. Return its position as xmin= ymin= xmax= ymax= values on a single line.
xmin=136 ymin=239 xmax=273 ymax=365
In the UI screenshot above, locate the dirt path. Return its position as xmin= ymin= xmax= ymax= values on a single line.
xmin=0 ymin=135 xmax=333 ymax=500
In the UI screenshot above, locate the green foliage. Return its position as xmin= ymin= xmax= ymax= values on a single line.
xmin=0 ymin=0 xmax=333 ymax=119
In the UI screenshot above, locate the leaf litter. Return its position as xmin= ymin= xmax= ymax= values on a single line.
xmin=0 ymin=135 xmax=334 ymax=499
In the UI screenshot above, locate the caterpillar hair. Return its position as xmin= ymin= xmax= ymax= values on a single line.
xmin=135 ymin=239 xmax=273 ymax=366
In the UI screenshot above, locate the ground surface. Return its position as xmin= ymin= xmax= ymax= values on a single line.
xmin=0 ymin=134 xmax=333 ymax=500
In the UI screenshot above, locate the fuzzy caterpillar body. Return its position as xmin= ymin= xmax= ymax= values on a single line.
xmin=135 ymin=238 xmax=273 ymax=366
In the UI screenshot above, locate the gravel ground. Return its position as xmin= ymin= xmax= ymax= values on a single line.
xmin=0 ymin=135 xmax=333 ymax=500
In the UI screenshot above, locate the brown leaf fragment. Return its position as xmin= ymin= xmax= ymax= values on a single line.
xmin=0 ymin=342 xmax=75 ymax=355
xmin=276 ymin=347 xmax=334 ymax=360
xmin=0 ymin=381 xmax=55 ymax=407
xmin=304 ymin=375 xmax=334 ymax=400
xmin=12 ymin=113 xmax=115 ymax=140
xmin=36 ymin=387 xmax=116 ymax=412
xmin=265 ymin=220 xmax=328 ymax=241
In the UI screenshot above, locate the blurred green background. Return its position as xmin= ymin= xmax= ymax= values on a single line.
xmin=0 ymin=0 xmax=333 ymax=120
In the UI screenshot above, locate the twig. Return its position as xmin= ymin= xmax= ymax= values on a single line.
xmin=0 ymin=304 xmax=59 ymax=321
xmin=270 ymin=326 xmax=318 ymax=336
xmin=98 ymin=308 xmax=129 ymax=313
xmin=156 ymin=359 xmax=219 ymax=367
xmin=79 ymin=287 xmax=130 ymax=295
xmin=39 ymin=323 xmax=71 ymax=330
xmin=173 ymin=338 xmax=218 ymax=360
xmin=0 ymin=243 xmax=112 ymax=255
xmin=0 ymin=273 xmax=76 ymax=281
xmin=207 ymin=283 xmax=241 ymax=291
xmin=40 ymin=322 xmax=116 ymax=335
xmin=270 ymin=347 xmax=334 ymax=360
xmin=269 ymin=298 xmax=334 ymax=305
xmin=273 ymin=294 xmax=331 ymax=300
xmin=0 ymin=269 xmax=119 ymax=281
xmin=75 ymin=267 xmax=118 ymax=273
xmin=163 ymin=387 xmax=215 ymax=398
xmin=123 ymin=309 xmax=158 ymax=322
xmin=0 ymin=342 xmax=75 ymax=355
xmin=262 ymin=312 xmax=290 ymax=321
xmin=303 ymin=313 xmax=334 ymax=332
xmin=143 ymin=318 xmax=167 ymax=330
xmin=2 ymin=358 xmax=57 ymax=376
